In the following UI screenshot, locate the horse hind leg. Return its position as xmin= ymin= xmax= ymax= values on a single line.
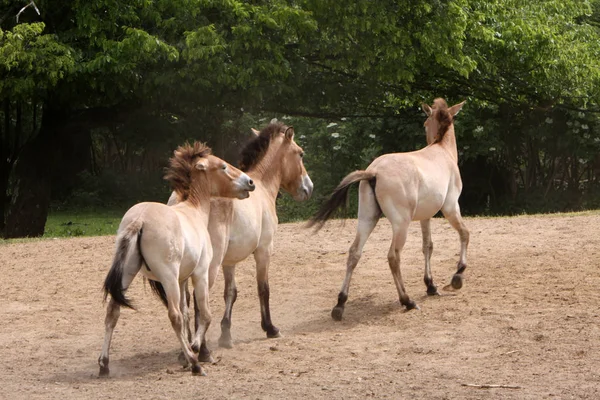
xmin=218 ymin=264 xmax=237 ymax=348
xmin=442 ymin=204 xmax=470 ymax=290
xmin=98 ymin=263 xmax=139 ymax=377
xmin=388 ymin=220 xmax=418 ymax=310
xmin=98 ymin=298 xmax=121 ymax=377
xmin=420 ymin=219 xmax=439 ymax=295
xmin=332 ymin=180 xmax=380 ymax=321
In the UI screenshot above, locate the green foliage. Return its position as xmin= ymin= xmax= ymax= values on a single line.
xmin=2 ymin=0 xmax=600 ymax=238
xmin=0 ymin=22 xmax=75 ymax=98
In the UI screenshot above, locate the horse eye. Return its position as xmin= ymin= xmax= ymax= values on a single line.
xmin=300 ymin=152 xmax=304 ymax=158
xmin=222 ymin=164 xmax=227 ymax=170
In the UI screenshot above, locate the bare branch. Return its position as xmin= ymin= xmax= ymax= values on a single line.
xmin=462 ymin=383 xmax=522 ymax=389
xmin=16 ymin=1 xmax=40 ymax=23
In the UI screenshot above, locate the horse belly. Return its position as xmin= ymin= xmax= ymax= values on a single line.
xmin=412 ymin=191 xmax=445 ymax=221
xmin=223 ymin=233 xmax=260 ymax=265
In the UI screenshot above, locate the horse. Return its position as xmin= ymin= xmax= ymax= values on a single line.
xmin=307 ymin=98 xmax=470 ymax=320
xmin=167 ymin=122 xmax=313 ymax=353
xmin=98 ymin=142 xmax=255 ymax=377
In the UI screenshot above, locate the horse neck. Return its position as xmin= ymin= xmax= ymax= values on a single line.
xmin=185 ymin=172 xmax=212 ymax=218
xmin=247 ymin=146 xmax=283 ymax=201
xmin=439 ymin=125 xmax=459 ymax=163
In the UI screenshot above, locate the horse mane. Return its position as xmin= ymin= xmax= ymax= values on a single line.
xmin=164 ymin=141 xmax=212 ymax=201
xmin=433 ymin=98 xmax=453 ymax=142
xmin=239 ymin=122 xmax=287 ymax=172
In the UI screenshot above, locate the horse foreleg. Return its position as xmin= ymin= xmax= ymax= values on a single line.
xmin=163 ymin=279 xmax=204 ymax=376
xmin=420 ymin=219 xmax=439 ymax=295
xmin=388 ymin=221 xmax=418 ymax=310
xmin=191 ymin=269 xmax=213 ymax=363
xmin=254 ymin=247 xmax=281 ymax=338
xmin=177 ymin=280 xmax=194 ymax=368
xmin=180 ymin=281 xmax=192 ymax=343
xmin=332 ymin=181 xmax=380 ymax=321
xmin=218 ymin=264 xmax=237 ymax=348
xmin=443 ymin=204 xmax=470 ymax=290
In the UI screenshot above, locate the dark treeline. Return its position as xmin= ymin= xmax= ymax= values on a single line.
xmin=2 ymin=0 xmax=600 ymax=237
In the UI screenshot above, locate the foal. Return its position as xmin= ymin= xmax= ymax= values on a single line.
xmin=308 ymin=99 xmax=470 ymax=320
xmin=98 ymin=142 xmax=254 ymax=377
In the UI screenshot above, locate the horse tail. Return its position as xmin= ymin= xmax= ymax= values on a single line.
xmin=307 ymin=170 xmax=378 ymax=230
xmin=103 ymin=220 xmax=144 ymax=310
xmin=148 ymin=280 xmax=168 ymax=308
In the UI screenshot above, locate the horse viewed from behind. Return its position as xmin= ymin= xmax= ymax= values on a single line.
xmin=307 ymin=98 xmax=469 ymax=320
xmin=168 ymin=122 xmax=313 ymax=354
xmin=98 ymin=142 xmax=255 ymax=377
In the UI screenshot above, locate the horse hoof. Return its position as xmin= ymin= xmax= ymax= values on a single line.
xmin=331 ymin=306 xmax=344 ymax=321
xmin=404 ymin=300 xmax=420 ymax=311
xmin=451 ymin=273 xmax=463 ymax=290
xmin=191 ymin=343 xmax=200 ymax=353
xmin=267 ymin=328 xmax=281 ymax=339
xmin=198 ymin=347 xmax=214 ymax=363
xmin=198 ymin=353 xmax=214 ymax=363
xmin=426 ymin=285 xmax=440 ymax=296
xmin=191 ymin=364 xmax=206 ymax=376
xmin=99 ymin=366 xmax=110 ymax=378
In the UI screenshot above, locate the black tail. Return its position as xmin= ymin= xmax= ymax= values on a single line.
xmin=102 ymin=223 xmax=143 ymax=310
xmin=306 ymin=170 xmax=379 ymax=231
xmin=148 ymin=280 xmax=168 ymax=307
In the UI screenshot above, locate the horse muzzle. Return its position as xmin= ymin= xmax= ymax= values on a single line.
xmin=293 ymin=175 xmax=313 ymax=201
xmin=236 ymin=174 xmax=255 ymax=199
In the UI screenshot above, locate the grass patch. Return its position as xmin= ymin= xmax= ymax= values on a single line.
xmin=44 ymin=209 xmax=125 ymax=238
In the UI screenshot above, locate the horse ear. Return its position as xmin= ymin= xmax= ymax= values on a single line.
xmin=284 ymin=126 xmax=295 ymax=140
xmin=449 ymin=100 xmax=466 ymax=117
xmin=195 ymin=158 xmax=209 ymax=171
xmin=422 ymin=103 xmax=433 ymax=117
xmin=251 ymin=128 xmax=260 ymax=136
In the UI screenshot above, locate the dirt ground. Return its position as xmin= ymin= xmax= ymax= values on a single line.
xmin=1 ymin=212 xmax=600 ymax=399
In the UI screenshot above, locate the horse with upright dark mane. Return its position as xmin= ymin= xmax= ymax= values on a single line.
xmin=98 ymin=142 xmax=254 ymax=377
xmin=308 ymin=98 xmax=470 ymax=320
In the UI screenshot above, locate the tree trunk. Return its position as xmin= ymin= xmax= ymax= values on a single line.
xmin=3 ymin=132 xmax=54 ymax=238
xmin=3 ymin=104 xmax=66 ymax=238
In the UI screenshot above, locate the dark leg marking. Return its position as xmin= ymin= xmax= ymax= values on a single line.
xmin=191 ymin=363 xmax=206 ymax=376
xmin=425 ymin=278 xmax=439 ymax=296
xmin=198 ymin=342 xmax=213 ymax=363
xmin=331 ymin=292 xmax=348 ymax=321
xmin=98 ymin=356 xmax=109 ymax=377
xmin=451 ymin=262 xmax=467 ymax=289
xmin=258 ymin=281 xmax=280 ymax=338
xmin=402 ymin=298 xmax=419 ymax=310
xmin=218 ymin=283 xmax=237 ymax=348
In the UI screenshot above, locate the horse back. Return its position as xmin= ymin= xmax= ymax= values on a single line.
xmin=367 ymin=150 xmax=460 ymax=221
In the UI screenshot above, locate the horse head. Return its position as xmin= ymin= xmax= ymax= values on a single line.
xmin=166 ymin=142 xmax=255 ymax=203
xmin=422 ymin=98 xmax=466 ymax=145
xmin=277 ymin=126 xmax=313 ymax=201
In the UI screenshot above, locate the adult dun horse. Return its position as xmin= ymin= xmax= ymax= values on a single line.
xmin=168 ymin=122 xmax=313 ymax=352
xmin=99 ymin=142 xmax=255 ymax=377
xmin=307 ymin=98 xmax=469 ymax=320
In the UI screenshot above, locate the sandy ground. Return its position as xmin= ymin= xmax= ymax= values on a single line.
xmin=1 ymin=213 xmax=600 ymax=399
